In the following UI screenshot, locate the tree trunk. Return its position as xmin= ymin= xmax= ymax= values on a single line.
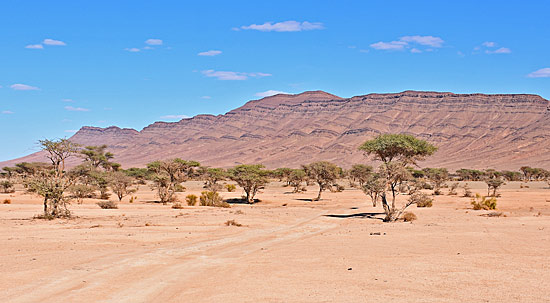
xmin=314 ymin=185 xmax=322 ymax=201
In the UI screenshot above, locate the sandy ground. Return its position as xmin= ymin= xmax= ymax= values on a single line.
xmin=1 ymin=181 xmax=549 ymax=303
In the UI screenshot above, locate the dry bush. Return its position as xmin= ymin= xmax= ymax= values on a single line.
xmin=409 ymin=192 xmax=433 ymax=208
xmin=225 ymin=184 xmax=236 ymax=192
xmin=97 ymin=200 xmax=118 ymax=209
xmin=471 ymin=194 xmax=497 ymax=210
xmin=1 ymin=180 xmax=15 ymax=193
xmin=172 ymin=202 xmax=183 ymax=209
xmin=174 ymin=184 xmax=186 ymax=192
xmin=3 ymin=199 xmax=11 ymax=204
xmin=448 ymin=182 xmax=459 ymax=195
xmin=462 ymin=183 xmax=473 ymax=197
xmin=186 ymin=194 xmax=198 ymax=206
xmin=481 ymin=211 xmax=504 ymax=217
xmin=200 ymin=191 xmax=230 ymax=208
xmin=403 ymin=212 xmax=417 ymax=222
xmin=225 ymin=219 xmax=242 ymax=227
xmin=329 ymin=183 xmax=345 ymax=192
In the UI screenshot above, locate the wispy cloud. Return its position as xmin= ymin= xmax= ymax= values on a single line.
xmin=160 ymin=114 xmax=188 ymax=120
xmin=527 ymin=68 xmax=550 ymax=78
xmin=371 ymin=35 xmax=444 ymax=51
xmin=475 ymin=42 xmax=511 ymax=54
xmin=255 ymin=90 xmax=289 ymax=97
xmin=65 ymin=106 xmax=90 ymax=112
xmin=25 ymin=44 xmax=43 ymax=49
xmin=10 ymin=84 xmax=39 ymax=91
xmin=124 ymin=47 xmax=141 ymax=52
xmin=2 ymin=110 xmax=14 ymax=114
xmin=43 ymin=38 xmax=66 ymax=46
xmin=198 ymin=50 xmax=222 ymax=56
xmin=370 ymin=41 xmax=407 ymax=50
xmin=238 ymin=21 xmax=324 ymax=32
xmin=202 ymin=70 xmax=271 ymax=80
xmin=486 ymin=47 xmax=511 ymax=54
xmin=145 ymin=39 xmax=163 ymax=45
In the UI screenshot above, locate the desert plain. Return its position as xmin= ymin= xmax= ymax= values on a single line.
xmin=1 ymin=180 xmax=549 ymax=303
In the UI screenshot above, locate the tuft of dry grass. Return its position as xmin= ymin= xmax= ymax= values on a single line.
xmin=97 ymin=201 xmax=118 ymax=209
xmin=403 ymin=212 xmax=417 ymax=222
xmin=172 ymin=202 xmax=184 ymax=209
xmin=186 ymin=194 xmax=198 ymax=206
xmin=3 ymin=198 xmax=11 ymax=204
xmin=225 ymin=219 xmax=242 ymax=227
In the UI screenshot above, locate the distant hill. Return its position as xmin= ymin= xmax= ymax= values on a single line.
xmin=3 ymin=90 xmax=550 ymax=170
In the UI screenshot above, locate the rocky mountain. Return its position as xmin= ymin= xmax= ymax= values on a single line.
xmin=3 ymin=90 xmax=550 ymax=170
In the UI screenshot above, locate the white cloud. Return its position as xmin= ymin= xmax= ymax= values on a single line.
xmin=25 ymin=44 xmax=43 ymax=49
xmin=486 ymin=47 xmax=511 ymax=54
xmin=255 ymin=90 xmax=289 ymax=97
xmin=160 ymin=114 xmax=188 ymax=120
xmin=145 ymin=39 xmax=163 ymax=45
xmin=2 ymin=110 xmax=14 ymax=114
xmin=371 ymin=35 xmax=444 ymax=51
xmin=400 ymin=35 xmax=444 ymax=47
xmin=370 ymin=41 xmax=407 ymax=50
xmin=143 ymin=46 xmax=154 ymax=50
xmin=482 ymin=41 xmax=496 ymax=47
xmin=239 ymin=21 xmax=324 ymax=32
xmin=65 ymin=106 xmax=90 ymax=112
xmin=125 ymin=48 xmax=141 ymax=52
xmin=201 ymin=96 xmax=211 ymax=99
xmin=527 ymin=68 xmax=550 ymax=78
xmin=43 ymin=39 xmax=66 ymax=46
xmin=202 ymin=69 xmax=271 ymax=80
xmin=10 ymin=84 xmax=39 ymax=91
xmin=198 ymin=50 xmax=222 ymax=56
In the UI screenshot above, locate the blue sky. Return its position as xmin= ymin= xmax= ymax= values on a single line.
xmin=1 ymin=0 xmax=549 ymax=161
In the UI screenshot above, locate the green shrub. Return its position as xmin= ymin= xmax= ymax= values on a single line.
xmin=225 ymin=184 xmax=236 ymax=192
xmin=186 ymin=194 xmax=198 ymax=206
xmin=471 ymin=194 xmax=497 ymax=210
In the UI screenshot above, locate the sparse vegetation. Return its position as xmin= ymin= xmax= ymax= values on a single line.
xmin=403 ymin=212 xmax=417 ymax=222
xmin=186 ymin=194 xmax=198 ymax=206
xmin=225 ymin=184 xmax=236 ymax=192
xmin=423 ymin=168 xmax=449 ymax=195
xmin=0 ymin=180 xmax=15 ymax=193
xmin=471 ymin=194 xmax=497 ymax=210
xmin=3 ymin=199 xmax=11 ymax=204
xmin=172 ymin=202 xmax=184 ymax=209
xmin=448 ymin=182 xmax=459 ymax=195
xmin=409 ymin=192 xmax=433 ymax=208
xmin=288 ymin=169 xmax=308 ymax=193
xmin=462 ymin=183 xmax=473 ymax=197
xmin=200 ymin=191 xmax=229 ymax=208
xmin=108 ymin=171 xmax=137 ymax=201
xmin=225 ymin=219 xmax=242 ymax=227
xmin=97 ymin=200 xmax=118 ymax=209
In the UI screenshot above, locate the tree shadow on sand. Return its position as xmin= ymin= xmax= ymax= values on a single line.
xmin=324 ymin=212 xmax=385 ymax=221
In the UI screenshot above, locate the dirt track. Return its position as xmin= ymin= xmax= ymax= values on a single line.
xmin=1 ymin=181 xmax=549 ymax=302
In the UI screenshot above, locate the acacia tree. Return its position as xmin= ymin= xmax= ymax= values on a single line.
xmin=79 ymin=145 xmax=119 ymax=170
xmin=359 ymin=134 xmax=437 ymax=222
xmin=288 ymin=169 xmax=308 ymax=193
xmin=348 ymin=164 xmax=374 ymax=188
xmin=39 ymin=139 xmax=80 ymax=177
xmin=203 ymin=168 xmax=227 ymax=191
xmin=228 ymin=164 xmax=269 ymax=203
xmin=108 ymin=171 xmax=137 ymax=201
xmin=302 ymin=161 xmax=340 ymax=201
xmin=423 ymin=167 xmax=449 ymax=195
xmin=361 ymin=173 xmax=386 ymax=206
xmin=485 ymin=178 xmax=505 ymax=197
xmin=26 ymin=139 xmax=80 ymax=218
xmin=147 ymin=159 xmax=200 ymax=203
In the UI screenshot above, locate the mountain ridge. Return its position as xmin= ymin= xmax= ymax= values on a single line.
xmin=2 ymin=90 xmax=549 ymax=170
